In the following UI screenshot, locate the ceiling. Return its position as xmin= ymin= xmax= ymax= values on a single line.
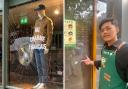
xmin=9 ymin=0 xmax=63 ymax=24
xmin=99 ymin=0 xmax=107 ymax=3
xmin=9 ymin=0 xmax=63 ymax=31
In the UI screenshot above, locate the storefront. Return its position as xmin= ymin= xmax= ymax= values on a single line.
xmin=0 ymin=0 xmax=127 ymax=89
xmin=1 ymin=0 xmax=63 ymax=89
xmin=64 ymin=0 xmax=123 ymax=89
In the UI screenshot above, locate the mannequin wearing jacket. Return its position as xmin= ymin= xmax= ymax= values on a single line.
xmin=32 ymin=4 xmax=53 ymax=89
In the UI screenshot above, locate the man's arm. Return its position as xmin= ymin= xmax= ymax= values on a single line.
xmin=116 ymin=44 xmax=128 ymax=82
xmin=82 ymin=56 xmax=101 ymax=69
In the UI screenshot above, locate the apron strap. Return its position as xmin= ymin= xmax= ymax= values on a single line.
xmin=115 ymin=42 xmax=126 ymax=53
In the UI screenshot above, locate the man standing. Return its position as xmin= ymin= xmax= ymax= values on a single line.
xmin=32 ymin=4 xmax=53 ymax=89
xmin=83 ymin=18 xmax=128 ymax=89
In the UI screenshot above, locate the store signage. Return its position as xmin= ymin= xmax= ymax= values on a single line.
xmin=64 ymin=20 xmax=76 ymax=48
xmin=20 ymin=16 xmax=28 ymax=25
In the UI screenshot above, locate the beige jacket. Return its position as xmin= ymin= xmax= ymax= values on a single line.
xmin=33 ymin=16 xmax=53 ymax=49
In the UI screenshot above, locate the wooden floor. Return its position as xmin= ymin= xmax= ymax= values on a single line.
xmin=14 ymin=83 xmax=33 ymax=89
xmin=0 ymin=61 xmax=63 ymax=89
xmin=13 ymin=83 xmax=63 ymax=89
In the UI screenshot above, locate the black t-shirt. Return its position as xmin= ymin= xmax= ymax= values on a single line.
xmin=94 ymin=40 xmax=128 ymax=82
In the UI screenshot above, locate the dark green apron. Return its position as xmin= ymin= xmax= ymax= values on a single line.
xmin=99 ymin=48 xmax=127 ymax=89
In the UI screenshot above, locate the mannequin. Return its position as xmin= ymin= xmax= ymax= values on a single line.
xmin=32 ymin=4 xmax=53 ymax=89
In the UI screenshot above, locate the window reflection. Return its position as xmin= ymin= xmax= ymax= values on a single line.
xmin=9 ymin=1 xmax=63 ymax=89
xmin=65 ymin=0 xmax=93 ymax=89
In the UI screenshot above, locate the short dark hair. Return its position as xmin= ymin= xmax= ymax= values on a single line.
xmin=99 ymin=18 xmax=119 ymax=30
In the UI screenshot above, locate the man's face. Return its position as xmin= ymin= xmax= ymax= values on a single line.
xmin=100 ymin=22 xmax=119 ymax=42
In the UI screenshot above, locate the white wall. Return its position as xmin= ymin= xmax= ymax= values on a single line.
xmin=121 ymin=0 xmax=128 ymax=42
xmin=0 ymin=0 xmax=3 ymax=10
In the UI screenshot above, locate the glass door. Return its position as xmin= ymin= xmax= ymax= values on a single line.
xmin=65 ymin=0 xmax=93 ymax=89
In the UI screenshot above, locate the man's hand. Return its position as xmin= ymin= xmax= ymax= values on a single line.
xmin=81 ymin=56 xmax=94 ymax=65
xmin=44 ymin=48 xmax=49 ymax=54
